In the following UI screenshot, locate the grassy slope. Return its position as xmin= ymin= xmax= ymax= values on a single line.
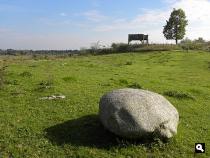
xmin=0 ymin=51 xmax=210 ymax=158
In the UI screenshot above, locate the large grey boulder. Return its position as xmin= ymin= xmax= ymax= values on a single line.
xmin=99 ymin=88 xmax=179 ymax=139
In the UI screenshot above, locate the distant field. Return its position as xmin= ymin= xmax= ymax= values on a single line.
xmin=0 ymin=51 xmax=210 ymax=157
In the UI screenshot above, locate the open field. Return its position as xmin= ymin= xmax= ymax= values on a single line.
xmin=0 ymin=51 xmax=210 ymax=157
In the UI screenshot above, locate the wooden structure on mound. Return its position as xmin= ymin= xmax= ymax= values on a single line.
xmin=128 ymin=34 xmax=149 ymax=44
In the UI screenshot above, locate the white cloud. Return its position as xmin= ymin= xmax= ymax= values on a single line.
xmin=91 ymin=0 xmax=101 ymax=7
xmin=92 ymin=0 xmax=210 ymax=43
xmin=83 ymin=10 xmax=108 ymax=22
xmin=59 ymin=12 xmax=67 ymax=17
xmin=162 ymin=0 xmax=177 ymax=4
xmin=92 ymin=9 xmax=170 ymax=43
xmin=173 ymin=0 xmax=210 ymax=39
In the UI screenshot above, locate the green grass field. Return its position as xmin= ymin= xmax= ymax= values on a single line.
xmin=0 ymin=51 xmax=210 ymax=157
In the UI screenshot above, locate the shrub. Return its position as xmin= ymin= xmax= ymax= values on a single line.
xmin=133 ymin=44 xmax=181 ymax=52
xmin=32 ymin=54 xmax=37 ymax=59
xmin=128 ymin=82 xmax=142 ymax=89
xmin=20 ymin=71 xmax=32 ymax=77
xmin=163 ymin=90 xmax=195 ymax=100
xmin=111 ymin=43 xmax=130 ymax=52
xmin=119 ymin=79 xmax=129 ymax=85
xmin=5 ymin=80 xmax=19 ymax=85
xmin=111 ymin=43 xmax=181 ymax=53
xmin=94 ymin=48 xmax=113 ymax=55
xmin=180 ymin=37 xmax=208 ymax=51
xmin=62 ymin=76 xmax=77 ymax=82
xmin=125 ymin=61 xmax=133 ymax=65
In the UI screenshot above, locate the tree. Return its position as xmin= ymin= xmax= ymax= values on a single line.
xmin=91 ymin=41 xmax=101 ymax=51
xmin=194 ymin=37 xmax=205 ymax=43
xmin=163 ymin=8 xmax=188 ymax=44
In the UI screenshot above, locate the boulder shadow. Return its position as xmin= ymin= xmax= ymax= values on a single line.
xmin=45 ymin=115 xmax=120 ymax=149
xmin=45 ymin=114 xmax=163 ymax=149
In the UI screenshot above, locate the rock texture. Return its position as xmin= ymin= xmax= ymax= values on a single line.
xmin=99 ymin=88 xmax=179 ymax=139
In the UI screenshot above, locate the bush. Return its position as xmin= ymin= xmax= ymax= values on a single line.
xmin=180 ymin=37 xmax=209 ymax=51
xmin=133 ymin=44 xmax=181 ymax=52
xmin=119 ymin=79 xmax=129 ymax=85
xmin=95 ymin=48 xmax=114 ymax=55
xmin=163 ymin=90 xmax=195 ymax=100
xmin=111 ymin=43 xmax=181 ymax=53
xmin=128 ymin=82 xmax=142 ymax=89
xmin=20 ymin=71 xmax=32 ymax=77
xmin=5 ymin=80 xmax=19 ymax=85
xmin=125 ymin=61 xmax=133 ymax=65
xmin=111 ymin=43 xmax=130 ymax=52
xmin=62 ymin=76 xmax=77 ymax=82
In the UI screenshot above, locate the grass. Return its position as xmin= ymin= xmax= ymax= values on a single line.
xmin=0 ymin=67 xmax=5 ymax=89
xmin=0 ymin=51 xmax=210 ymax=157
xmin=62 ymin=76 xmax=77 ymax=82
xmin=19 ymin=71 xmax=32 ymax=77
xmin=163 ymin=90 xmax=195 ymax=100
xmin=128 ymin=82 xmax=143 ymax=89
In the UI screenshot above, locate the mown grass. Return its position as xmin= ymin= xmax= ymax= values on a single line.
xmin=0 ymin=51 xmax=210 ymax=157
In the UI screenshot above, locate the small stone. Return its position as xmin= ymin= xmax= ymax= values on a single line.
xmin=40 ymin=95 xmax=66 ymax=100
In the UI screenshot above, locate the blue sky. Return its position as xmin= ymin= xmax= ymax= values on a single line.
xmin=0 ymin=0 xmax=210 ymax=50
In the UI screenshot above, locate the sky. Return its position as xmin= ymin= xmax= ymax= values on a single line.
xmin=0 ymin=0 xmax=210 ymax=50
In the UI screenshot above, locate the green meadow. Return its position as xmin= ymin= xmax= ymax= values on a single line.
xmin=0 ymin=51 xmax=210 ymax=157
